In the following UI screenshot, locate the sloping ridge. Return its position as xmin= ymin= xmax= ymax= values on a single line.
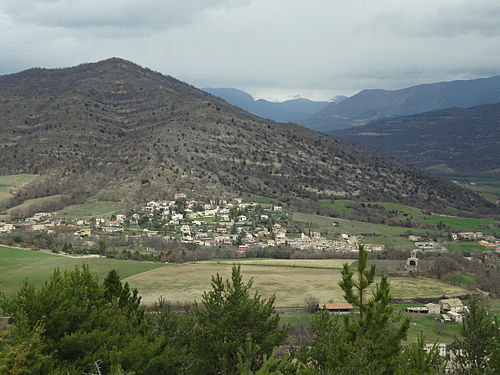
xmin=337 ymin=103 xmax=500 ymax=178
xmin=302 ymin=75 xmax=500 ymax=132
xmin=0 ymin=58 xmax=495 ymax=215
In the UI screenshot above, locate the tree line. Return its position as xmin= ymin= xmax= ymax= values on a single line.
xmin=0 ymin=248 xmax=498 ymax=374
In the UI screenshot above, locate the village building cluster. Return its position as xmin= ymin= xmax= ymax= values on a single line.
xmin=1 ymin=194 xmax=498 ymax=255
xmin=0 ymin=195 xmax=365 ymax=253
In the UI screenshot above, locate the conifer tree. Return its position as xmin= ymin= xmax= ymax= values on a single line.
xmin=0 ymin=323 xmax=53 ymax=375
xmin=396 ymin=332 xmax=445 ymax=375
xmin=191 ymin=265 xmax=287 ymax=375
xmin=307 ymin=245 xmax=409 ymax=374
xmin=452 ymin=297 xmax=498 ymax=374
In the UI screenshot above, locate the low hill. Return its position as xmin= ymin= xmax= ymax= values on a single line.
xmin=0 ymin=58 xmax=495 ymax=216
xmin=337 ymin=103 xmax=500 ymax=178
xmin=303 ymin=75 xmax=500 ymax=132
xmin=203 ymin=87 xmax=328 ymax=123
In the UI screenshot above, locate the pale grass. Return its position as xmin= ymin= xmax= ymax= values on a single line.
xmin=125 ymin=260 xmax=470 ymax=307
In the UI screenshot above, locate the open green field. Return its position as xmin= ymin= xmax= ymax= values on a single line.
xmin=55 ymin=201 xmax=124 ymax=219
xmin=444 ymin=242 xmax=486 ymax=254
xmin=246 ymin=195 xmax=282 ymax=206
xmin=317 ymin=199 xmax=499 ymax=234
xmin=403 ymin=311 xmax=461 ymax=344
xmin=279 ymin=308 xmax=462 ymax=344
xmin=0 ymin=246 xmax=474 ymax=307
xmin=0 ymin=174 xmax=38 ymax=202
xmin=0 ymin=245 xmax=165 ymax=296
xmin=319 ymin=199 xmax=356 ymax=214
xmin=451 ymin=177 xmax=500 ymax=203
xmin=293 ymin=208 xmax=499 ymax=243
xmin=320 ymin=200 xmax=425 ymax=218
xmin=421 ymin=215 xmax=499 ymax=235
xmin=124 ymin=259 xmax=470 ymax=307
xmin=292 ymin=212 xmax=435 ymax=249
xmin=210 ymin=258 xmax=352 ymax=269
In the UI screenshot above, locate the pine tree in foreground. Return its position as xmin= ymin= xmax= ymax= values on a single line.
xmin=190 ymin=265 xmax=288 ymax=375
xmin=306 ymin=245 xmax=410 ymax=375
xmin=452 ymin=297 xmax=499 ymax=374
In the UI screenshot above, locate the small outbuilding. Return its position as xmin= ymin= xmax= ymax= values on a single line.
xmin=317 ymin=303 xmax=354 ymax=315
xmin=405 ymin=306 xmax=429 ymax=314
xmin=425 ymin=303 xmax=441 ymax=315
xmin=447 ymin=311 xmax=464 ymax=324
xmin=439 ymin=298 xmax=466 ymax=313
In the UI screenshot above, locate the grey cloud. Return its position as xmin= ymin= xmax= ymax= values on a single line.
xmin=370 ymin=0 xmax=500 ymax=38
xmin=0 ymin=0 xmax=500 ymax=100
xmin=0 ymin=0 xmax=251 ymax=33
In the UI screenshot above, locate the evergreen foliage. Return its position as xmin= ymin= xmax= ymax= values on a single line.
xmin=452 ymin=297 xmax=499 ymax=374
xmin=1 ymin=251 xmax=487 ymax=375
xmin=395 ymin=332 xmax=446 ymax=375
xmin=0 ymin=266 xmax=189 ymax=375
xmin=0 ymin=323 xmax=53 ymax=375
xmin=191 ymin=265 xmax=287 ymax=375
xmin=305 ymin=245 xmax=410 ymax=374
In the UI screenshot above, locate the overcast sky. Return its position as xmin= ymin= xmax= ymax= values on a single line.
xmin=1 ymin=0 xmax=500 ymax=101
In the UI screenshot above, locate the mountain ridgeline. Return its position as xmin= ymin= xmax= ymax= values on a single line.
xmin=0 ymin=58 xmax=494 ymax=215
xmin=304 ymin=75 xmax=500 ymax=132
xmin=203 ymin=87 xmax=330 ymax=123
xmin=337 ymin=103 xmax=500 ymax=178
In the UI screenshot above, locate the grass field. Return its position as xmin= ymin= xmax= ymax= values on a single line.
xmin=293 ymin=210 xmax=499 ymax=245
xmin=315 ymin=199 xmax=499 ymax=235
xmin=421 ymin=216 xmax=499 ymax=235
xmin=292 ymin=212 xmax=435 ymax=249
xmin=246 ymin=195 xmax=282 ymax=205
xmin=55 ymin=201 xmax=124 ymax=219
xmin=319 ymin=199 xmax=356 ymax=214
xmin=444 ymin=242 xmax=486 ymax=254
xmin=451 ymin=177 xmax=500 ymax=203
xmin=0 ymin=246 xmax=475 ymax=307
xmin=319 ymin=200 xmax=426 ymax=218
xmin=279 ymin=308 xmax=462 ymax=344
xmin=1 ymin=246 xmax=485 ymax=344
xmin=208 ymin=258 xmax=352 ymax=268
xmin=0 ymin=245 xmax=165 ymax=296
xmin=124 ymin=259 xmax=470 ymax=307
xmin=403 ymin=312 xmax=461 ymax=344
xmin=0 ymin=174 xmax=38 ymax=202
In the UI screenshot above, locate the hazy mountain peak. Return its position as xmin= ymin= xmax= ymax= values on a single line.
xmin=203 ymin=87 xmax=328 ymax=123
xmin=301 ymin=75 xmax=500 ymax=132
xmin=328 ymin=95 xmax=348 ymax=104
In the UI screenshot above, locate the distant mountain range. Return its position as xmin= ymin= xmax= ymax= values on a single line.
xmin=203 ymin=88 xmax=334 ymax=123
xmin=338 ymin=102 xmax=500 ymax=178
xmin=0 ymin=58 xmax=493 ymax=216
xmin=302 ymin=75 xmax=500 ymax=132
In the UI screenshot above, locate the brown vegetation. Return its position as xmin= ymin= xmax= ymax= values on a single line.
xmin=0 ymin=58 xmax=496 ymax=217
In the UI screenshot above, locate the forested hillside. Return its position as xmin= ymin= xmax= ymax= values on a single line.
xmin=338 ymin=103 xmax=500 ymax=178
xmin=0 ymin=58 xmax=494 ymax=216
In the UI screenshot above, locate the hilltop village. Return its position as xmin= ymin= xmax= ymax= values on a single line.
xmin=1 ymin=194 xmax=498 ymax=258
